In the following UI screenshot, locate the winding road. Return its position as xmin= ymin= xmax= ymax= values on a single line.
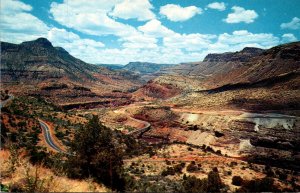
xmin=39 ymin=119 xmax=66 ymax=153
xmin=113 ymin=107 xmax=151 ymax=136
xmin=126 ymin=116 xmax=151 ymax=135
xmin=1 ymin=94 xmax=68 ymax=153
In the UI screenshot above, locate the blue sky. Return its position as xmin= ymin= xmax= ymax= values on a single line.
xmin=1 ymin=0 xmax=300 ymax=64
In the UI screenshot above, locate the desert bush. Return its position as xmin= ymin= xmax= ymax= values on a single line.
xmin=232 ymin=176 xmax=243 ymax=186
xmin=161 ymin=163 xmax=185 ymax=176
xmin=186 ymin=162 xmax=199 ymax=173
xmin=187 ymin=147 xmax=193 ymax=151
xmin=9 ymin=165 xmax=53 ymax=193
xmin=264 ymin=165 xmax=275 ymax=177
xmin=207 ymin=170 xmax=224 ymax=192
xmin=216 ymin=150 xmax=222 ymax=155
xmin=7 ymin=144 xmax=20 ymax=175
xmin=237 ymin=177 xmax=279 ymax=192
xmin=181 ymin=169 xmax=224 ymax=193
xmin=181 ymin=176 xmax=208 ymax=193
xmin=275 ymin=169 xmax=288 ymax=181
xmin=229 ymin=161 xmax=237 ymax=167
xmin=161 ymin=167 xmax=176 ymax=176
xmin=174 ymin=162 xmax=185 ymax=173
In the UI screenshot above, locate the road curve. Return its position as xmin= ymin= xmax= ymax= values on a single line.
xmin=126 ymin=116 xmax=151 ymax=135
xmin=39 ymin=119 xmax=66 ymax=153
xmin=1 ymin=95 xmax=69 ymax=154
xmin=113 ymin=108 xmax=151 ymax=135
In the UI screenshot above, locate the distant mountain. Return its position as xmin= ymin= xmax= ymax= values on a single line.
xmin=1 ymin=38 xmax=102 ymax=81
xmin=1 ymin=38 xmax=142 ymax=84
xmin=123 ymin=62 xmax=174 ymax=74
xmin=164 ymin=47 xmax=265 ymax=78
xmin=164 ymin=42 xmax=300 ymax=86
xmin=0 ymin=38 xmax=142 ymax=106
xmin=97 ymin=64 xmax=124 ymax=70
xmin=134 ymin=42 xmax=300 ymax=106
xmin=205 ymin=42 xmax=300 ymax=87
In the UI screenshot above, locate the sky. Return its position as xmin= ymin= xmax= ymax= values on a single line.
xmin=1 ymin=0 xmax=300 ymax=65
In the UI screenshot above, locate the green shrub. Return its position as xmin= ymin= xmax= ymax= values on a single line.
xmin=65 ymin=115 xmax=126 ymax=191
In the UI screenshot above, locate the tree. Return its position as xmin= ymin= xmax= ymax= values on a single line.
xmin=182 ymin=176 xmax=208 ymax=193
xmin=66 ymin=115 xmax=125 ymax=191
xmin=207 ymin=170 xmax=223 ymax=192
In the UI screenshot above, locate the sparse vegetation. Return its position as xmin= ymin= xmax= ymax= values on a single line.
xmin=236 ymin=177 xmax=280 ymax=192
xmin=65 ymin=115 xmax=126 ymax=191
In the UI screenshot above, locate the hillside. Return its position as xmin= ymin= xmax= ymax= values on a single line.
xmin=162 ymin=47 xmax=264 ymax=79
xmin=205 ymin=42 xmax=300 ymax=88
xmin=0 ymin=38 xmax=141 ymax=107
xmin=134 ymin=42 xmax=300 ymax=114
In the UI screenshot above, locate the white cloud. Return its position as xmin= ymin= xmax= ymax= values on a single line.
xmin=47 ymin=28 xmax=109 ymax=64
xmin=0 ymin=0 xmax=49 ymax=43
xmin=48 ymin=28 xmax=105 ymax=49
xmin=1 ymin=0 xmax=32 ymax=13
xmin=50 ymin=0 xmax=137 ymax=38
xmin=74 ymin=29 xmax=283 ymax=64
xmin=139 ymin=19 xmax=218 ymax=55
xmin=218 ymin=30 xmax=279 ymax=48
xmin=110 ymin=0 xmax=155 ymax=21
xmin=0 ymin=0 xmax=292 ymax=65
xmin=164 ymin=33 xmax=217 ymax=51
xmin=207 ymin=2 xmax=226 ymax=11
xmin=224 ymin=6 xmax=258 ymax=23
xmin=119 ymin=33 xmax=158 ymax=49
xmin=281 ymin=34 xmax=298 ymax=43
xmin=138 ymin=19 xmax=176 ymax=37
xmin=160 ymin=4 xmax=202 ymax=22
xmin=138 ymin=19 xmax=216 ymax=51
xmin=280 ymin=17 xmax=300 ymax=30
xmin=85 ymin=47 xmax=208 ymax=64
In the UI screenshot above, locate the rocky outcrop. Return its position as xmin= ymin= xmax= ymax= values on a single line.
xmin=203 ymin=47 xmax=264 ymax=62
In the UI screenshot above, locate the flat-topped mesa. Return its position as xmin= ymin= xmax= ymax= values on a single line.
xmin=203 ymin=47 xmax=264 ymax=63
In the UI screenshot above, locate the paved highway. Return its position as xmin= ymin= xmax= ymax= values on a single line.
xmin=113 ymin=108 xmax=151 ymax=136
xmin=126 ymin=116 xmax=151 ymax=135
xmin=1 ymin=95 xmax=70 ymax=154
xmin=39 ymin=119 xmax=65 ymax=153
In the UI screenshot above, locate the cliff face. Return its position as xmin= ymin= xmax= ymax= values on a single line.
xmin=205 ymin=42 xmax=300 ymax=87
xmin=203 ymin=47 xmax=264 ymax=63
xmin=163 ymin=42 xmax=300 ymax=88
